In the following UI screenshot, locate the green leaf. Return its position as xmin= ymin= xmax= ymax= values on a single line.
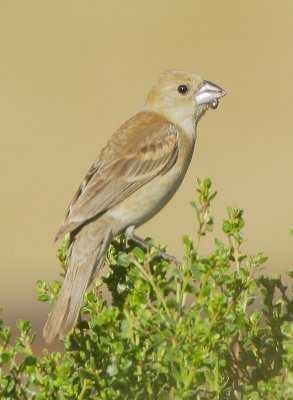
xmin=118 ymin=252 xmax=131 ymax=267
xmin=191 ymin=264 xmax=201 ymax=280
xmin=132 ymin=246 xmax=145 ymax=263
xmin=203 ymin=177 xmax=212 ymax=188
xmin=17 ymin=319 xmax=31 ymax=334
xmin=23 ymin=354 xmax=37 ymax=367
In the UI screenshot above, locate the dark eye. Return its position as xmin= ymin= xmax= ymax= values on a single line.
xmin=177 ymin=84 xmax=188 ymax=94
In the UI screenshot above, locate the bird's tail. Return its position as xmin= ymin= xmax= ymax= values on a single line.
xmin=43 ymin=221 xmax=114 ymax=343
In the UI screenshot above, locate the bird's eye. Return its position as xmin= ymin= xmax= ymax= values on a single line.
xmin=177 ymin=84 xmax=188 ymax=94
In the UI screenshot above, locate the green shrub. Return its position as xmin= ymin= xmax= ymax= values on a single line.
xmin=1 ymin=179 xmax=292 ymax=399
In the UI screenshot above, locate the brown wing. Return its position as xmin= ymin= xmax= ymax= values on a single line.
xmin=56 ymin=112 xmax=179 ymax=239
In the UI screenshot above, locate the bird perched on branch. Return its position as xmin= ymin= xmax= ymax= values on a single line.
xmin=43 ymin=69 xmax=226 ymax=343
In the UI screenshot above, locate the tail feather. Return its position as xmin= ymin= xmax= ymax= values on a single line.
xmin=43 ymin=223 xmax=113 ymax=343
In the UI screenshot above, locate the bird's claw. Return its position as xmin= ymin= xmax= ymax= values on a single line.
xmin=124 ymin=227 xmax=180 ymax=265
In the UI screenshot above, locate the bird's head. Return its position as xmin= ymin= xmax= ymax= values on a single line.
xmin=144 ymin=69 xmax=226 ymax=135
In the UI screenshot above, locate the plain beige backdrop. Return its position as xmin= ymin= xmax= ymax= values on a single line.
xmin=0 ymin=1 xmax=292 ymax=349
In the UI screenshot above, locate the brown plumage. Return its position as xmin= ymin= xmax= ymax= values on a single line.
xmin=55 ymin=113 xmax=179 ymax=240
xmin=43 ymin=69 xmax=226 ymax=343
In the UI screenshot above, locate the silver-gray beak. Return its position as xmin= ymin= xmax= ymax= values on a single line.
xmin=195 ymin=80 xmax=227 ymax=106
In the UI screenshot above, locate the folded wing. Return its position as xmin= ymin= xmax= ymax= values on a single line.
xmin=56 ymin=112 xmax=179 ymax=239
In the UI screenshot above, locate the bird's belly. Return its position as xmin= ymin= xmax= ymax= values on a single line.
xmin=107 ymin=164 xmax=186 ymax=230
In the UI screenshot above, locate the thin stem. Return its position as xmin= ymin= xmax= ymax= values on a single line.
xmin=78 ymin=379 xmax=89 ymax=400
xmin=132 ymin=258 xmax=172 ymax=319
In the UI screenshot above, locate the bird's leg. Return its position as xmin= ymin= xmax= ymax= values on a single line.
xmin=124 ymin=225 xmax=180 ymax=265
xmin=125 ymin=225 xmax=149 ymax=247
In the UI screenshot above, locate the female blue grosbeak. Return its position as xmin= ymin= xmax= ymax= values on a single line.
xmin=44 ymin=69 xmax=226 ymax=342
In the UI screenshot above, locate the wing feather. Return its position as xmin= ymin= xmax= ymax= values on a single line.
xmin=56 ymin=112 xmax=179 ymax=239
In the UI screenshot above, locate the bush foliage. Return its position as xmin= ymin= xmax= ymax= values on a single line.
xmin=0 ymin=179 xmax=292 ymax=399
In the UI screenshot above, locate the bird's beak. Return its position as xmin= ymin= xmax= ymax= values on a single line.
xmin=195 ymin=80 xmax=227 ymax=106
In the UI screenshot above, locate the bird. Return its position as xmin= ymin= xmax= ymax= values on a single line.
xmin=43 ymin=69 xmax=226 ymax=343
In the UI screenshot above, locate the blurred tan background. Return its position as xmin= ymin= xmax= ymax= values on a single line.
xmin=0 ymin=0 xmax=292 ymax=349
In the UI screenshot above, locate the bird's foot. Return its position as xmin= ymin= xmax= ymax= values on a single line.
xmin=125 ymin=226 xmax=181 ymax=265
